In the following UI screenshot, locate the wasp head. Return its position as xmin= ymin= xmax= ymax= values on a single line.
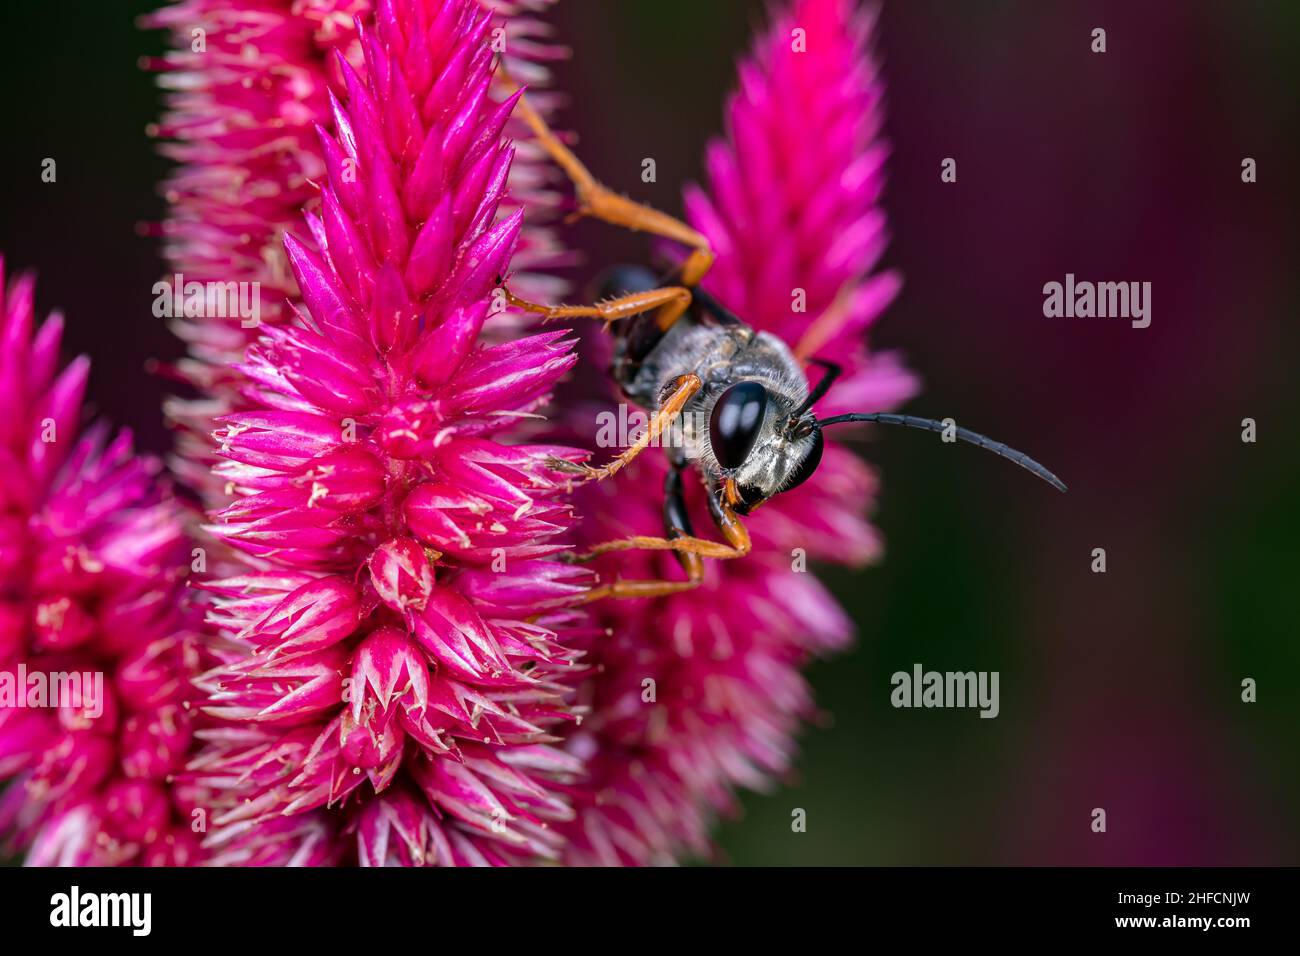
xmin=703 ymin=379 xmax=824 ymax=515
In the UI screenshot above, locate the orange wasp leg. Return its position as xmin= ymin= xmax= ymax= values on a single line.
xmin=503 ymin=78 xmax=715 ymax=326
xmin=551 ymin=373 xmax=702 ymax=484
xmin=577 ymin=469 xmax=752 ymax=603
xmin=578 ymin=556 xmax=704 ymax=603
xmin=499 ymin=283 xmax=693 ymax=332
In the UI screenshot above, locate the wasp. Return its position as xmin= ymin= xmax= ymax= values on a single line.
xmin=497 ymin=88 xmax=1066 ymax=602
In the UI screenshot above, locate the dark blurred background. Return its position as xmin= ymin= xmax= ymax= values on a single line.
xmin=1 ymin=0 xmax=1296 ymax=865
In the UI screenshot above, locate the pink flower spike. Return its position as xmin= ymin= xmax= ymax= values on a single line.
xmin=559 ymin=0 xmax=915 ymax=865
xmin=0 ymin=259 xmax=203 ymax=866
xmin=196 ymin=0 xmax=588 ymax=866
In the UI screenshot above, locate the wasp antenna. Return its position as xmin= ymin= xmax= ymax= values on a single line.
xmin=817 ymin=413 xmax=1068 ymax=492
xmin=791 ymin=358 xmax=842 ymax=419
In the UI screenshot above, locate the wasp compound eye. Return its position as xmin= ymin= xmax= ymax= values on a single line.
xmin=782 ymin=428 xmax=824 ymax=494
xmin=709 ymin=381 xmax=769 ymax=469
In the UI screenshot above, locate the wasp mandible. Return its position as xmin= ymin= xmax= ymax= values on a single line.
xmin=496 ymin=85 xmax=1066 ymax=602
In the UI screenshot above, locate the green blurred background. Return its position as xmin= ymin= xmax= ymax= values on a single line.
xmin=1 ymin=0 xmax=1296 ymax=864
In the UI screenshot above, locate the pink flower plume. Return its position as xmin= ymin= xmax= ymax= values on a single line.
xmin=560 ymin=0 xmax=916 ymax=865
xmin=0 ymin=258 xmax=204 ymax=866
xmin=190 ymin=0 xmax=592 ymax=866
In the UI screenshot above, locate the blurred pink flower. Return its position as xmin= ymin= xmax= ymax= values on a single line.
xmin=561 ymin=0 xmax=917 ymax=864
xmin=0 ymin=259 xmax=203 ymax=866
xmin=190 ymin=0 xmax=591 ymax=866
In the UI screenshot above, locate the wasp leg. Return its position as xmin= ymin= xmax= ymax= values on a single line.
xmin=572 ymin=480 xmax=753 ymax=566
xmin=580 ymin=575 xmax=701 ymax=602
xmin=500 ymin=282 xmax=692 ymax=333
xmin=503 ymin=80 xmax=715 ymax=303
xmin=549 ymin=373 xmax=702 ymax=483
xmin=578 ymin=466 xmax=704 ymax=603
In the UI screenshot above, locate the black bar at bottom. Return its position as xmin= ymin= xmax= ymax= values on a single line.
xmin=0 ymin=865 xmax=1283 ymax=941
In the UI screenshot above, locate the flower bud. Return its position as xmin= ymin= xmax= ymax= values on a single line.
xmin=367 ymin=537 xmax=435 ymax=613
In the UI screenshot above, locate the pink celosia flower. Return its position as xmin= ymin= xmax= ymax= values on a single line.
xmin=190 ymin=0 xmax=591 ymax=866
xmin=145 ymin=0 xmax=572 ymax=505
xmin=559 ymin=0 xmax=918 ymax=864
xmin=0 ymin=258 xmax=203 ymax=866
